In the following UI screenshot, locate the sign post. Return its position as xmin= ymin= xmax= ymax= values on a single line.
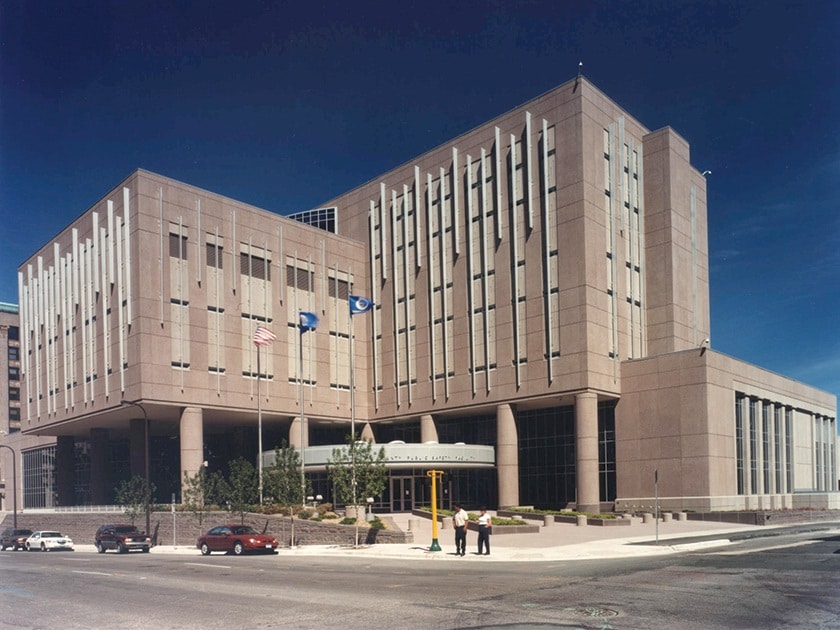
xmin=426 ymin=470 xmax=443 ymax=552
xmin=654 ymin=468 xmax=659 ymax=544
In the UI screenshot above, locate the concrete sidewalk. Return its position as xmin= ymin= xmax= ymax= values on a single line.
xmin=70 ymin=513 xmax=840 ymax=562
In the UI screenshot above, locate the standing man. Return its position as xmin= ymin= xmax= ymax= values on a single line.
xmin=477 ymin=506 xmax=492 ymax=556
xmin=452 ymin=503 xmax=468 ymax=556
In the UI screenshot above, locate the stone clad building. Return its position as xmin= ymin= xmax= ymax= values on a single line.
xmin=9 ymin=77 xmax=837 ymax=514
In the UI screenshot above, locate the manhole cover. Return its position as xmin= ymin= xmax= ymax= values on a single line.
xmin=570 ymin=606 xmax=619 ymax=618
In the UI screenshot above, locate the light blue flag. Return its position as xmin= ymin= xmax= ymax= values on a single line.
xmin=299 ymin=311 xmax=319 ymax=332
xmin=349 ymin=295 xmax=374 ymax=315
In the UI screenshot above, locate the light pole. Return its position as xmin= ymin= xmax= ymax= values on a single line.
xmin=0 ymin=442 xmax=17 ymax=529
xmin=121 ymin=399 xmax=150 ymax=538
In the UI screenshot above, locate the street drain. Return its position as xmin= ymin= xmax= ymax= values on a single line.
xmin=569 ymin=606 xmax=619 ymax=618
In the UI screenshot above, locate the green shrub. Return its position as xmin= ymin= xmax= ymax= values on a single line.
xmin=339 ymin=517 xmax=357 ymax=525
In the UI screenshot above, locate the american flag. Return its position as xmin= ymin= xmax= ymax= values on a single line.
xmin=252 ymin=326 xmax=277 ymax=347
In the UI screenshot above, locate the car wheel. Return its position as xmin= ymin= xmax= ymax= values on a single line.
xmin=41 ymin=543 xmax=47 ymax=552
xmin=142 ymin=546 xmax=150 ymax=553
xmin=0 ymin=544 xmax=6 ymax=551
xmin=96 ymin=541 xmax=105 ymax=554
xmin=233 ymin=541 xmax=244 ymax=556
xmin=118 ymin=542 xmax=128 ymax=554
xmin=26 ymin=544 xmax=31 ymax=551
xmin=200 ymin=543 xmax=211 ymax=556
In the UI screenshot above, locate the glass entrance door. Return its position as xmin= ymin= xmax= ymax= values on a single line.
xmin=390 ymin=476 xmax=414 ymax=512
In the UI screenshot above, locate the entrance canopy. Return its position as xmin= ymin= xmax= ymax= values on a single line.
xmin=263 ymin=442 xmax=495 ymax=472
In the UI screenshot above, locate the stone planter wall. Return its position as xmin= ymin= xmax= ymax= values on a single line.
xmin=0 ymin=511 xmax=412 ymax=547
xmin=411 ymin=509 xmax=539 ymax=534
xmin=497 ymin=509 xmax=630 ymax=527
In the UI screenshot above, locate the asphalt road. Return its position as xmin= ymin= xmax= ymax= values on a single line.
xmin=1 ymin=530 xmax=838 ymax=629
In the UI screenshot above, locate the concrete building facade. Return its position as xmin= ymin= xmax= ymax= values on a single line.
xmin=12 ymin=77 xmax=838 ymax=513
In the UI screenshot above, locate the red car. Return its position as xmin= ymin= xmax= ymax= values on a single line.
xmin=197 ymin=525 xmax=278 ymax=556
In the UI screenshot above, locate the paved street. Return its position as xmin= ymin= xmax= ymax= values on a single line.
xmin=1 ymin=525 xmax=838 ymax=629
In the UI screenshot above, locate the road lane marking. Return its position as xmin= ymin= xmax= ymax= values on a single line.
xmin=72 ymin=570 xmax=114 ymax=576
xmin=185 ymin=561 xmax=231 ymax=569
xmin=710 ymin=539 xmax=819 ymax=556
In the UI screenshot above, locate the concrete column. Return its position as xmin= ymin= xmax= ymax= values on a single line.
xmin=129 ymin=418 xmax=146 ymax=479
xmin=180 ymin=407 xmax=204 ymax=494
xmin=575 ymin=392 xmax=600 ymax=513
xmin=289 ymin=416 xmax=304 ymax=449
xmin=496 ymin=403 xmax=519 ymax=508
xmin=756 ymin=400 xmax=765 ymax=494
xmin=89 ymin=428 xmax=110 ymax=504
xmin=55 ymin=436 xmax=75 ymax=506
xmin=420 ymin=414 xmax=438 ymax=443
xmin=360 ymin=422 xmax=375 ymax=443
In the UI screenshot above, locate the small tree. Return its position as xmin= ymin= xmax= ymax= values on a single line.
xmin=224 ymin=457 xmax=258 ymax=524
xmin=115 ymin=475 xmax=155 ymax=527
xmin=263 ymin=440 xmax=309 ymax=510
xmin=326 ymin=438 xmax=388 ymax=508
xmin=182 ymin=468 xmax=225 ymax=528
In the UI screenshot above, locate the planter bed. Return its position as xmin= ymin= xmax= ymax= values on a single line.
xmin=497 ymin=509 xmax=630 ymax=527
xmin=410 ymin=509 xmax=539 ymax=534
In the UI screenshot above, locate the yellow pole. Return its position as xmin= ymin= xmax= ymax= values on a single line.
xmin=427 ymin=470 xmax=443 ymax=552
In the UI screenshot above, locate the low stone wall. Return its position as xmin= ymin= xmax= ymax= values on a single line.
xmin=686 ymin=509 xmax=840 ymax=527
xmin=411 ymin=509 xmax=539 ymax=534
xmin=466 ymin=521 xmax=539 ymax=535
xmin=0 ymin=511 xmax=412 ymax=547
xmin=497 ymin=510 xmax=630 ymax=527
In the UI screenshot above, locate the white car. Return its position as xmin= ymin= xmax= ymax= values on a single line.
xmin=25 ymin=531 xmax=75 ymax=552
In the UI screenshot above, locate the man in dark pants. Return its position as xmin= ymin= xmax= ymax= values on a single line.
xmin=477 ymin=506 xmax=492 ymax=555
xmin=452 ymin=503 xmax=468 ymax=556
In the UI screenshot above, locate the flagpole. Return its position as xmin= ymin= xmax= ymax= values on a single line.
xmin=299 ymin=322 xmax=305 ymax=508
xmin=350 ymin=313 xmax=358 ymax=547
xmin=347 ymin=296 xmax=371 ymax=548
xmin=257 ymin=342 xmax=263 ymax=504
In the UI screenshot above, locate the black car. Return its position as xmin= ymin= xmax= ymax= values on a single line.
xmin=94 ymin=524 xmax=151 ymax=553
xmin=1 ymin=528 xmax=33 ymax=551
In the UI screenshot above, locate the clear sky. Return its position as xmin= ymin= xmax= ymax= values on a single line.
xmin=1 ymin=1 xmax=837 ymax=402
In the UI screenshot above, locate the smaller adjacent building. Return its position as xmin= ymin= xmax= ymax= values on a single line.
xmin=616 ymin=348 xmax=837 ymax=513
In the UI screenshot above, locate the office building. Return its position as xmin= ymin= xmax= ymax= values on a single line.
xmin=12 ymin=77 xmax=837 ymax=513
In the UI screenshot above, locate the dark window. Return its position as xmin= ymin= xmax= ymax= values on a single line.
xmin=286 ymin=265 xmax=311 ymax=289
xmin=9 ymin=387 xmax=20 ymax=401
xmin=9 ymin=407 xmax=20 ymax=421
xmin=206 ymin=243 xmax=223 ymax=269
xmin=598 ymin=401 xmax=617 ymax=503
xmin=240 ymin=253 xmax=270 ymax=280
xmin=9 ymin=366 xmax=20 ymax=380
xmin=169 ymin=233 xmax=188 ymax=259
xmin=8 ymin=326 xmax=19 ymax=341
xmin=328 ymin=278 xmax=350 ymax=300
xmin=8 ymin=346 xmax=19 ymax=361
xmin=518 ymin=406 xmax=577 ymax=509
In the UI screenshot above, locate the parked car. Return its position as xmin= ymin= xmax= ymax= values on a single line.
xmin=1 ymin=528 xmax=33 ymax=551
xmin=25 ymin=531 xmax=74 ymax=551
xmin=94 ymin=524 xmax=151 ymax=553
xmin=197 ymin=525 xmax=278 ymax=556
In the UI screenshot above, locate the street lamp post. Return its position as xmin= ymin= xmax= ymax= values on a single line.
xmin=0 ymin=443 xmax=17 ymax=529
xmin=121 ymin=399 xmax=150 ymax=538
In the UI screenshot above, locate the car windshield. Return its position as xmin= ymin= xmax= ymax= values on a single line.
xmin=230 ymin=526 xmax=259 ymax=535
xmin=114 ymin=526 xmax=139 ymax=533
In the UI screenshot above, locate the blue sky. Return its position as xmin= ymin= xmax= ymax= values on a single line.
xmin=1 ymin=1 xmax=837 ymax=402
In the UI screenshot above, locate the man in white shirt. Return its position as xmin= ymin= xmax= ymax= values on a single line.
xmin=452 ymin=503 xmax=469 ymax=556
xmin=477 ymin=506 xmax=492 ymax=555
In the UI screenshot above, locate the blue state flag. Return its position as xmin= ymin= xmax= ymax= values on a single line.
xmin=299 ymin=311 xmax=319 ymax=332
xmin=349 ymin=295 xmax=374 ymax=315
